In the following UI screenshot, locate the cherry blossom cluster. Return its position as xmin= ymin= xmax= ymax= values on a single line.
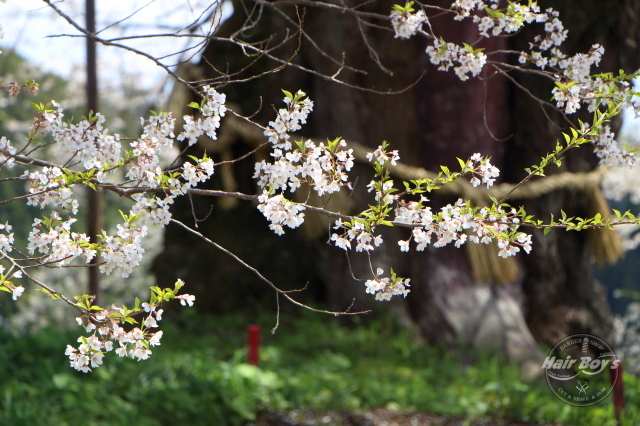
xmin=332 ymin=147 xmax=524 ymax=264
xmin=331 ymin=219 xmax=384 ymax=252
xmin=394 ymin=198 xmax=531 ymax=258
xmin=257 ymin=192 xmax=306 ymax=235
xmin=0 ymin=221 xmax=13 ymax=253
xmin=455 ymin=1 xmax=563 ymax=71
xmin=390 ymin=3 xmax=426 ymax=39
xmin=29 ymin=100 xmax=64 ymax=137
xmin=451 ymin=0 xmax=493 ymax=21
xmin=180 ymin=158 xmax=215 ymax=192
xmin=263 ymin=90 xmax=313 ymax=149
xmin=450 ymin=0 xmax=550 ymax=38
xmin=25 ymin=102 xmax=119 ymax=173
xmin=365 ymin=268 xmax=410 ymax=301
xmin=366 ymin=145 xmax=400 ymax=166
xmin=130 ymin=194 xmax=173 ymax=226
xmin=25 ymin=198 xmax=152 ymax=277
xmin=129 ymin=156 xmax=215 ymax=227
xmin=65 ymin=281 xmax=194 ymax=373
xmin=53 ymin=110 xmax=121 ymax=171
xmin=549 ymin=45 xmax=605 ymax=114
xmin=425 ymin=39 xmax=487 ymax=81
xmin=539 ymin=12 xmax=568 ymax=50
xmin=15 ymin=90 xmax=219 ymax=280
xmin=590 ymin=125 xmax=637 ymax=167
xmin=99 ymin=222 xmax=147 ymax=278
xmin=27 ymin=214 xmax=94 ymax=266
xmin=25 ymin=212 xmax=151 ymax=279
xmin=0 ymin=265 xmax=24 ymax=301
xmin=473 ymin=1 xmax=548 ymax=37
xmin=127 ymin=112 xmax=176 ymax=187
xmin=23 ymin=166 xmax=213 ymax=281
xmin=507 ymin=8 xmax=621 ymax=117
xmin=255 ymin=93 xmax=357 ymax=235
xmin=0 ymin=136 xmax=16 ymax=168
xmin=25 ymin=167 xmax=80 ymax=214
xmin=0 ymin=223 xmax=25 ymax=301
xmin=177 ymin=85 xmax=226 ymax=146
xmin=511 ymin=7 xmax=566 ymax=56
xmin=367 ymin=179 xmax=396 ymax=205
xmin=365 ymin=150 xmax=399 ymax=205
xmin=0 ymin=86 xmax=222 ymax=317
xmin=331 ymin=144 xmax=393 ymax=251
xmin=391 ymin=1 xmax=565 ymax=83
xmin=497 ymin=233 xmax=532 ymax=258
xmin=466 ymin=153 xmax=500 ymax=188
xmin=254 ymin=138 xmax=354 ymax=197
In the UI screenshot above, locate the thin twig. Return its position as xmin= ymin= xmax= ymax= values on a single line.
xmin=171 ymin=218 xmax=370 ymax=316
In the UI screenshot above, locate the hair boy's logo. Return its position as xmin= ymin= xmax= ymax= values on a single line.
xmin=542 ymin=334 xmax=619 ymax=406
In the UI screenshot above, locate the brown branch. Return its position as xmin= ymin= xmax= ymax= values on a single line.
xmin=170 ymin=218 xmax=370 ymax=316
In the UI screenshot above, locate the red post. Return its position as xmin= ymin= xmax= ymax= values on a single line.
xmin=610 ymin=359 xmax=625 ymax=423
xmin=248 ymin=325 xmax=260 ymax=366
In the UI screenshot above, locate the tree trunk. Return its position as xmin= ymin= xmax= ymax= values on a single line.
xmin=154 ymin=0 xmax=640 ymax=372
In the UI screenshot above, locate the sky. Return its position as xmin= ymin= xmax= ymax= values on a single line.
xmin=0 ymin=0 xmax=231 ymax=101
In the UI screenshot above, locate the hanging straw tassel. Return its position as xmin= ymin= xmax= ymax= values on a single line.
xmin=585 ymin=184 xmax=623 ymax=266
xmin=465 ymin=238 xmax=520 ymax=284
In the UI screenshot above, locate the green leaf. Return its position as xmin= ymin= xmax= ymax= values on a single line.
xmin=281 ymin=89 xmax=293 ymax=99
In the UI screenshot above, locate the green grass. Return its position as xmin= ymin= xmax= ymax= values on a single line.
xmin=0 ymin=310 xmax=638 ymax=426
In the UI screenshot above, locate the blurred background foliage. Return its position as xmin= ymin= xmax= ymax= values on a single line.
xmin=1 ymin=311 xmax=639 ymax=426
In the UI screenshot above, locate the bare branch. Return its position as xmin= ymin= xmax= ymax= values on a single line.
xmin=171 ymin=218 xmax=370 ymax=316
